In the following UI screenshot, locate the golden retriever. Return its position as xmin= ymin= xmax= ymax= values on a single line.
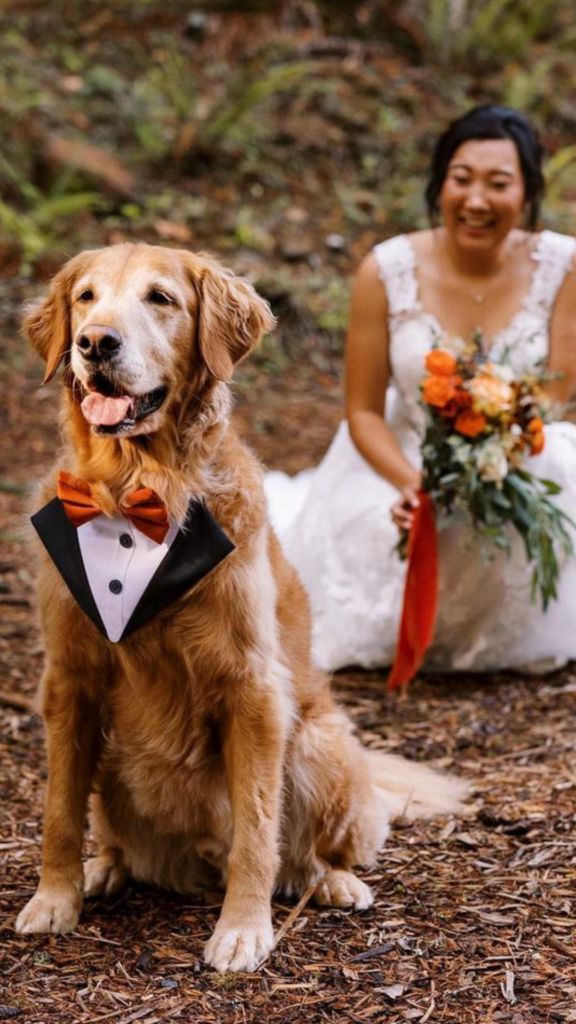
xmin=15 ymin=243 xmax=465 ymax=971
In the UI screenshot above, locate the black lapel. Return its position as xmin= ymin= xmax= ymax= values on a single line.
xmin=31 ymin=498 xmax=108 ymax=638
xmin=31 ymin=499 xmax=235 ymax=643
xmin=121 ymin=501 xmax=235 ymax=639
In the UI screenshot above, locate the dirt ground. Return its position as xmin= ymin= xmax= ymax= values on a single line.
xmin=1 ymin=327 xmax=575 ymax=1024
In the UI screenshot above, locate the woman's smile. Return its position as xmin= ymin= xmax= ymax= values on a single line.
xmin=440 ymin=138 xmax=526 ymax=250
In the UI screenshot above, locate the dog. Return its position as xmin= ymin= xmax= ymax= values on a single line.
xmin=15 ymin=243 xmax=466 ymax=971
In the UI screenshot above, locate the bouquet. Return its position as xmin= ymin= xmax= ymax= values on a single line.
xmin=420 ymin=335 xmax=573 ymax=609
xmin=388 ymin=334 xmax=574 ymax=690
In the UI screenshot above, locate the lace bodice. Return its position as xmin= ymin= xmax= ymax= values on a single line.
xmin=373 ymin=231 xmax=575 ymax=435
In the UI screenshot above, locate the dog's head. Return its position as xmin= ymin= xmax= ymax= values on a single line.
xmin=24 ymin=243 xmax=276 ymax=438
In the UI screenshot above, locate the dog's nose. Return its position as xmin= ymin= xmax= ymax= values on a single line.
xmin=75 ymin=325 xmax=123 ymax=362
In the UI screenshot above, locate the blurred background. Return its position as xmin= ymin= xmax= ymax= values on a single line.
xmin=1 ymin=0 xmax=575 ymax=376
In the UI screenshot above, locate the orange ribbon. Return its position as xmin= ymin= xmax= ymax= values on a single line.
xmin=57 ymin=470 xmax=170 ymax=544
xmin=387 ymin=490 xmax=438 ymax=691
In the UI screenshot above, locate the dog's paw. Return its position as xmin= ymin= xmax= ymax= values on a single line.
xmin=315 ymin=869 xmax=374 ymax=911
xmin=15 ymin=886 xmax=82 ymax=935
xmin=204 ymin=916 xmax=274 ymax=972
xmin=84 ymin=855 xmax=126 ymax=898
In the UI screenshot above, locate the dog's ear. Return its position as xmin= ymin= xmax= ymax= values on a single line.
xmin=185 ymin=253 xmax=277 ymax=381
xmin=23 ymin=252 xmax=92 ymax=384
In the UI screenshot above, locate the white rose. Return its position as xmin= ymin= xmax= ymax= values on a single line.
xmin=486 ymin=362 xmax=515 ymax=384
xmin=476 ymin=439 xmax=509 ymax=485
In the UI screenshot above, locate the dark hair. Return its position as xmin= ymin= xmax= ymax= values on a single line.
xmin=425 ymin=105 xmax=545 ymax=231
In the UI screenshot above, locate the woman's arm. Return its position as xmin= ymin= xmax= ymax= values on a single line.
xmin=345 ymin=253 xmax=420 ymax=527
xmin=546 ymin=253 xmax=576 ymax=407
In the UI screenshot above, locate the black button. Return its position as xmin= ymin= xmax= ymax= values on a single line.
xmin=109 ymin=579 xmax=123 ymax=595
xmin=119 ymin=533 xmax=133 ymax=549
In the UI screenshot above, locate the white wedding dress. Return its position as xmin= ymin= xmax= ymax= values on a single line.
xmin=265 ymin=230 xmax=576 ymax=673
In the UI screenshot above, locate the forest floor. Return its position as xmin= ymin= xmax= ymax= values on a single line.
xmin=1 ymin=324 xmax=575 ymax=1024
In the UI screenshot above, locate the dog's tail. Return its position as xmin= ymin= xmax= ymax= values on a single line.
xmin=367 ymin=751 xmax=468 ymax=820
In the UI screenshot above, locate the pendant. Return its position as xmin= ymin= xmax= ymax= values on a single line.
xmin=473 ymin=293 xmax=486 ymax=304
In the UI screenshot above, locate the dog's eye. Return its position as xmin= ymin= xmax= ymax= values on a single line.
xmin=147 ymin=289 xmax=174 ymax=306
xmin=77 ymin=289 xmax=94 ymax=302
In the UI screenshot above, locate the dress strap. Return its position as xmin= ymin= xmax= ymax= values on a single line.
xmin=526 ymin=230 xmax=575 ymax=318
xmin=372 ymin=236 xmax=420 ymax=317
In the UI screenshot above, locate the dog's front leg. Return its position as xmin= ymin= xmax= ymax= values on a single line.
xmin=16 ymin=667 xmax=101 ymax=934
xmin=204 ymin=687 xmax=286 ymax=972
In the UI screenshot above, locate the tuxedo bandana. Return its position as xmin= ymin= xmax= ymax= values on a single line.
xmin=32 ymin=481 xmax=235 ymax=642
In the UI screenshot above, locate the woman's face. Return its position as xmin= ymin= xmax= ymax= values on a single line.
xmin=438 ymin=138 xmax=527 ymax=251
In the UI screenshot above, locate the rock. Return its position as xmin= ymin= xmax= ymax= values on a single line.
xmin=281 ymin=239 xmax=315 ymax=262
xmin=184 ymin=11 xmax=208 ymax=40
xmin=325 ymin=233 xmax=346 ymax=251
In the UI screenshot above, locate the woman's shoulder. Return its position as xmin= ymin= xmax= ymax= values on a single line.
xmin=523 ymin=230 xmax=576 ymax=298
xmin=534 ymin=228 xmax=576 ymax=261
xmin=371 ymin=231 xmax=413 ymax=271
xmin=366 ymin=231 xmax=433 ymax=314
xmin=371 ymin=229 xmax=436 ymax=266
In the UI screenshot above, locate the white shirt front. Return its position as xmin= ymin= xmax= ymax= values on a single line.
xmin=77 ymin=515 xmax=179 ymax=642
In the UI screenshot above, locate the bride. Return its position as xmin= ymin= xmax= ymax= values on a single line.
xmin=265 ymin=106 xmax=576 ymax=675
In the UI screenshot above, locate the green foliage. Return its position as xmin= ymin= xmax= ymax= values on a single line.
xmin=423 ymin=0 xmax=569 ymax=68
xmin=0 ymin=149 xmax=103 ymax=271
xmin=315 ymin=279 xmax=350 ymax=334
xmin=545 ymin=145 xmax=576 ymax=204
xmin=233 ymin=209 xmax=275 ymax=252
xmin=203 ymin=62 xmax=319 ymax=145
xmin=129 ymin=56 xmax=196 ymax=159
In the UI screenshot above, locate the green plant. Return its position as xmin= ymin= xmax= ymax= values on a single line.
xmin=545 ymin=144 xmax=576 ymax=205
xmin=0 ymin=184 xmax=103 ymax=271
xmin=203 ymin=61 xmax=317 ymax=145
xmin=424 ymin=0 xmax=568 ymax=68
xmin=128 ymin=56 xmax=196 ymax=159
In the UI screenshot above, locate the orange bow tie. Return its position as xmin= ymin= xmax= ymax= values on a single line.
xmin=57 ymin=470 xmax=170 ymax=544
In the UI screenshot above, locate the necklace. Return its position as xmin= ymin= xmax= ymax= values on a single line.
xmin=442 ymin=232 xmax=507 ymax=307
xmin=462 ymin=267 xmax=505 ymax=306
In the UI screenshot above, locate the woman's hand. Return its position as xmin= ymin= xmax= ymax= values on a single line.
xmin=390 ymin=484 xmax=421 ymax=532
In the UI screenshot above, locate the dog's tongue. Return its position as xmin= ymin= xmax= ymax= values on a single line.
xmin=81 ymin=392 xmax=133 ymax=426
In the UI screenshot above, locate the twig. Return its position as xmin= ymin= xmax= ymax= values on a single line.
xmin=347 ymin=942 xmax=395 ymax=963
xmin=114 ymin=1007 xmax=161 ymax=1024
xmin=493 ymin=742 xmax=571 ymax=761
xmin=547 ymin=934 xmax=576 ymax=958
xmin=91 ymin=1004 xmax=162 ymax=1024
xmin=80 ymin=931 xmax=124 ymax=947
xmin=420 ymin=981 xmax=436 ymax=1023
xmin=500 ymin=968 xmax=517 ymax=1005
xmin=255 ymin=870 xmax=327 ymax=970
xmin=272 ymin=874 xmax=325 ymax=952
xmin=341 ymin=1011 xmax=377 ymax=1024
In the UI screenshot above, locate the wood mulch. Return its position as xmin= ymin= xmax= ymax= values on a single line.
xmin=1 ymin=338 xmax=575 ymax=1023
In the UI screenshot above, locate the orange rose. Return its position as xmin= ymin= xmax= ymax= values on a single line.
xmin=455 ymin=386 xmax=473 ymax=409
xmin=425 ymin=350 xmax=458 ymax=377
xmin=527 ymin=417 xmax=544 ymax=434
xmin=422 ymin=375 xmax=457 ymax=409
xmin=529 ymin=431 xmax=545 ymax=455
xmin=454 ymin=409 xmax=486 ymax=438
xmin=439 ymin=399 xmax=458 ymax=419
xmin=439 ymin=386 xmax=472 ymax=419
